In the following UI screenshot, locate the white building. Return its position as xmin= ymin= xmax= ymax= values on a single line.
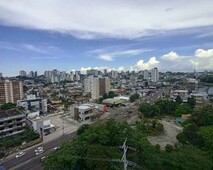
xmin=70 ymin=103 xmax=98 ymax=121
xmin=17 ymin=95 xmax=47 ymax=116
xmin=111 ymin=70 xmax=118 ymax=79
xmin=150 ymin=67 xmax=159 ymax=82
xmin=84 ymin=76 xmax=110 ymax=99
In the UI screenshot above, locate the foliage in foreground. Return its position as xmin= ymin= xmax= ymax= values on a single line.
xmin=0 ymin=127 xmax=40 ymax=149
xmin=43 ymin=119 xmax=213 ymax=170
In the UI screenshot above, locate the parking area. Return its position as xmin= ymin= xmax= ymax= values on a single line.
xmin=42 ymin=114 xmax=79 ymax=143
xmin=147 ymin=116 xmax=183 ymax=149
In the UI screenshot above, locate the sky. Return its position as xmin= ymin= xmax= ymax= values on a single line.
xmin=0 ymin=0 xmax=213 ymax=76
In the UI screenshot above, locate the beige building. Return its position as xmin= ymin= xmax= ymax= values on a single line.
xmin=84 ymin=76 xmax=110 ymax=99
xmin=0 ymin=80 xmax=24 ymax=105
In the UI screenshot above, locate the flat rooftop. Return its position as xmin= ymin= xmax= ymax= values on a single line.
xmin=0 ymin=109 xmax=24 ymax=119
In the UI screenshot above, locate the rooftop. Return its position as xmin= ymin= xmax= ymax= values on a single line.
xmin=0 ymin=109 xmax=24 ymax=119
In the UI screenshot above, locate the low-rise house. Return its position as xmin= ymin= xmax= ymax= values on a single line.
xmin=70 ymin=103 xmax=100 ymax=121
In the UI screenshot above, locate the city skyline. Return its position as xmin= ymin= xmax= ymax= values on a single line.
xmin=0 ymin=0 xmax=213 ymax=76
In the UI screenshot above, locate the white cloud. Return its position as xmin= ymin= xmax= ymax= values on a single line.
xmin=161 ymin=51 xmax=180 ymax=61
xmin=96 ymin=48 xmax=153 ymax=61
xmin=136 ymin=57 xmax=160 ymax=70
xmin=99 ymin=55 xmax=113 ymax=61
xmin=0 ymin=0 xmax=212 ymax=39
xmin=195 ymin=49 xmax=213 ymax=58
xmin=134 ymin=49 xmax=213 ymax=72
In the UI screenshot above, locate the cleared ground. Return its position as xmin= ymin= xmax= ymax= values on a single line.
xmin=147 ymin=116 xmax=183 ymax=149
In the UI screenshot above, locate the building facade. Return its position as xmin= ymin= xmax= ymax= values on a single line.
xmin=0 ymin=80 xmax=24 ymax=105
xmin=84 ymin=76 xmax=110 ymax=99
xmin=151 ymin=67 xmax=159 ymax=82
xmin=17 ymin=95 xmax=47 ymax=115
xmin=0 ymin=109 xmax=26 ymax=137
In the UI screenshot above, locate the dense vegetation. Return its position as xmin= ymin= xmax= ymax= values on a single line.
xmin=96 ymin=91 xmax=118 ymax=104
xmin=0 ymin=103 xmax=25 ymax=111
xmin=138 ymin=96 xmax=196 ymax=118
xmin=130 ymin=93 xmax=140 ymax=102
xmin=177 ymin=106 xmax=213 ymax=159
xmin=200 ymin=75 xmax=213 ymax=83
xmin=0 ymin=127 xmax=40 ymax=150
xmin=43 ymin=119 xmax=212 ymax=170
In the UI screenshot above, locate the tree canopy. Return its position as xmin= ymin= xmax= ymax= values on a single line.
xmin=43 ymin=119 xmax=213 ymax=170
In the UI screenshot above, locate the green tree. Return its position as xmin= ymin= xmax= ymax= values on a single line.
xmin=130 ymin=93 xmax=140 ymax=102
xmin=175 ymin=95 xmax=183 ymax=104
xmin=138 ymin=103 xmax=160 ymax=118
xmin=155 ymin=99 xmax=177 ymax=115
xmin=77 ymin=124 xmax=90 ymax=136
xmin=0 ymin=103 xmax=16 ymax=110
xmin=187 ymin=96 xmax=196 ymax=109
xmin=175 ymin=104 xmax=193 ymax=117
xmin=107 ymin=91 xmax=117 ymax=98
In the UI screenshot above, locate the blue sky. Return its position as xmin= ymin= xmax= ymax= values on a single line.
xmin=0 ymin=0 xmax=213 ymax=76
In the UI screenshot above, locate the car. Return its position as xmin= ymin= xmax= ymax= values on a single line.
xmin=52 ymin=146 xmax=60 ymax=151
xmin=35 ymin=147 xmax=43 ymax=152
xmin=16 ymin=152 xmax=25 ymax=158
xmin=40 ymin=156 xmax=46 ymax=162
xmin=35 ymin=150 xmax=43 ymax=155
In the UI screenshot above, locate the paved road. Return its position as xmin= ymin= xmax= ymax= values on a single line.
xmin=3 ymin=131 xmax=77 ymax=170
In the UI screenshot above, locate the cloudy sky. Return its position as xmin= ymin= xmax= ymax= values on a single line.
xmin=0 ymin=0 xmax=213 ymax=76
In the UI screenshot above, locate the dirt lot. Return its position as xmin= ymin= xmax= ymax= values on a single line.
xmin=147 ymin=116 xmax=183 ymax=149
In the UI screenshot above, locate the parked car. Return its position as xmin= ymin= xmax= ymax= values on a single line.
xmin=16 ymin=152 xmax=25 ymax=158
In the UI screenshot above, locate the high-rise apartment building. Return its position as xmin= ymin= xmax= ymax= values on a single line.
xmin=29 ymin=71 xmax=34 ymax=77
xmin=143 ymin=70 xmax=150 ymax=81
xmin=111 ymin=70 xmax=118 ymax=79
xmin=0 ymin=73 xmax=2 ymax=78
xmin=0 ymin=80 xmax=24 ymax=105
xmin=151 ymin=67 xmax=159 ymax=82
xmin=84 ymin=76 xmax=110 ymax=99
xmin=19 ymin=70 xmax=27 ymax=77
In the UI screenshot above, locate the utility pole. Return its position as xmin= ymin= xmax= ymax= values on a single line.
xmin=121 ymin=138 xmax=128 ymax=170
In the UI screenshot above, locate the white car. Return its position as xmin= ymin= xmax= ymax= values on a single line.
xmin=35 ymin=147 xmax=43 ymax=152
xmin=16 ymin=152 xmax=25 ymax=158
xmin=35 ymin=150 xmax=43 ymax=155
xmin=52 ymin=146 xmax=60 ymax=151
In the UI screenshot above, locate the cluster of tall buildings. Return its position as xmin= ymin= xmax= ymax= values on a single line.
xmin=84 ymin=76 xmax=110 ymax=99
xmin=44 ymin=69 xmax=81 ymax=83
xmin=139 ymin=68 xmax=159 ymax=82
xmin=0 ymin=80 xmax=24 ymax=105
xmin=19 ymin=70 xmax=38 ymax=78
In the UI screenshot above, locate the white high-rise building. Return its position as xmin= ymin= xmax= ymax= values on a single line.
xmin=151 ymin=67 xmax=159 ymax=82
xmin=111 ymin=70 xmax=118 ymax=79
xmin=84 ymin=76 xmax=110 ymax=99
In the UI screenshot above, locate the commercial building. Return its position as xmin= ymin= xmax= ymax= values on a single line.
xmin=0 ymin=109 xmax=26 ymax=137
xmin=84 ymin=76 xmax=110 ymax=99
xmin=0 ymin=80 xmax=24 ymax=105
xmin=70 ymin=104 xmax=98 ymax=121
xmin=27 ymin=117 xmax=55 ymax=136
xmin=17 ymin=95 xmax=47 ymax=116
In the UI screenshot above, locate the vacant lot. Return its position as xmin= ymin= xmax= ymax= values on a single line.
xmin=147 ymin=116 xmax=183 ymax=149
